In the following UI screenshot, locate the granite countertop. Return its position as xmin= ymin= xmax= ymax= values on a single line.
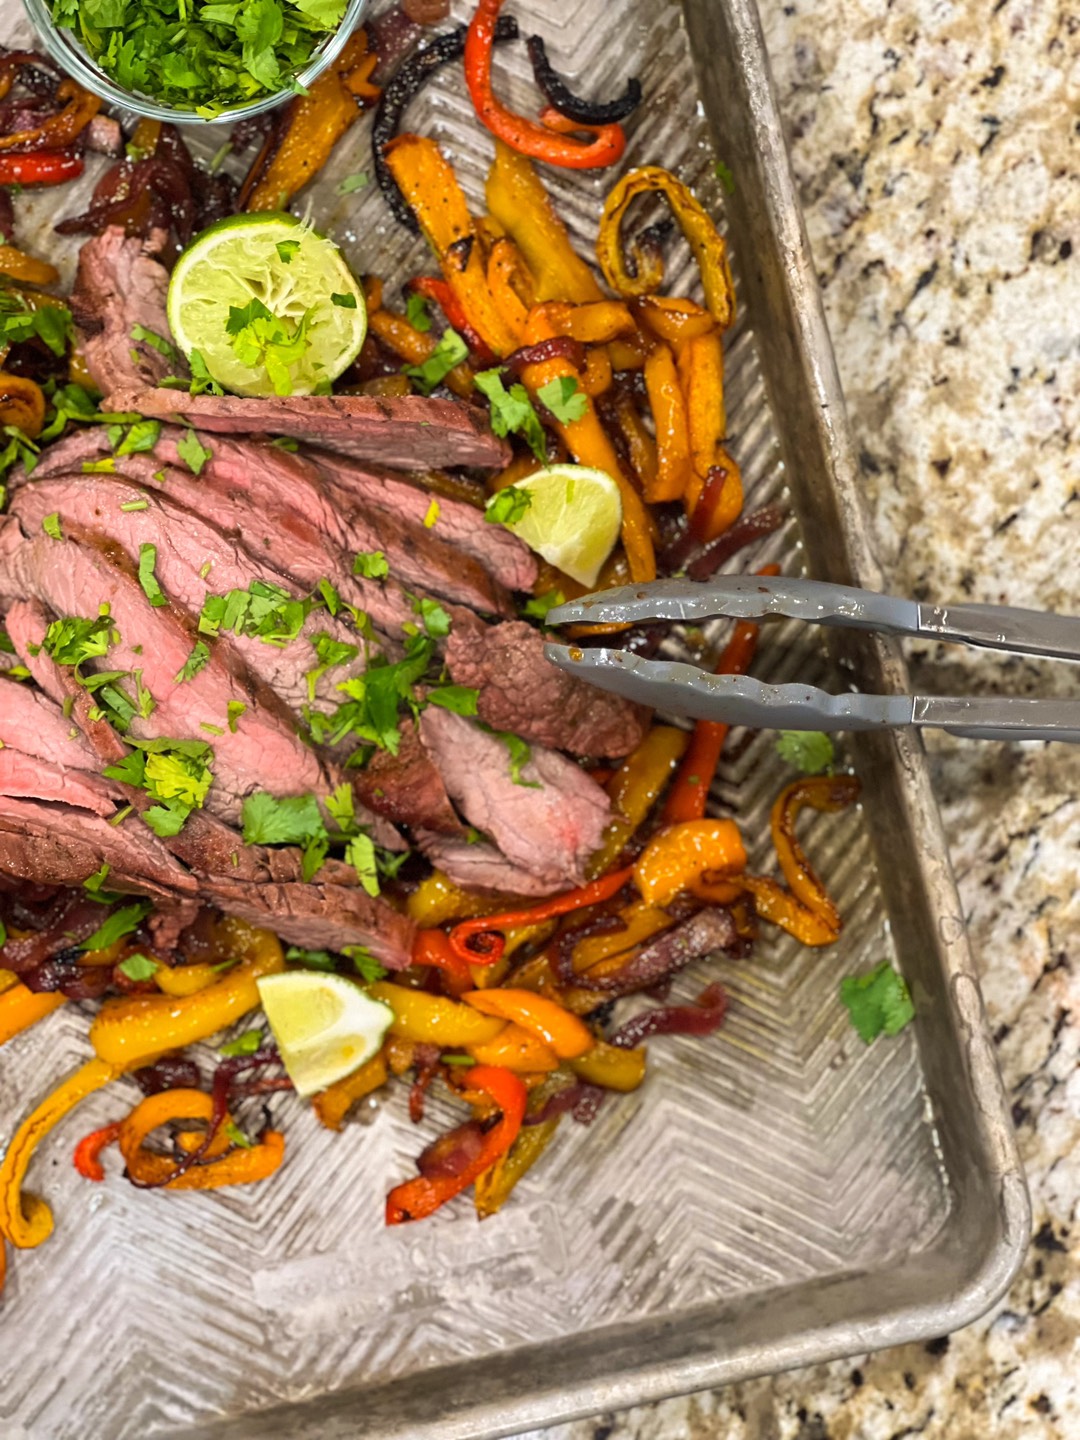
xmin=528 ymin=0 xmax=1080 ymax=1436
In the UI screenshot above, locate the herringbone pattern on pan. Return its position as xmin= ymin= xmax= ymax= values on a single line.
xmin=0 ymin=2 xmax=949 ymax=1434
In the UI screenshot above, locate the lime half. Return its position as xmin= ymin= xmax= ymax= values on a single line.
xmin=256 ymin=971 xmax=392 ymax=1097
xmin=168 ymin=214 xmax=366 ymax=399
xmin=498 ymin=464 xmax=623 ymax=588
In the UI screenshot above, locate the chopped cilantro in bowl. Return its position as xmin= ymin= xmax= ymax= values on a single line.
xmin=29 ymin=0 xmax=368 ymax=122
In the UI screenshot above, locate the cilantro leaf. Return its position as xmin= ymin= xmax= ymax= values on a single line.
xmin=775 ymin=731 xmax=835 ymax=776
xmin=714 ymin=159 xmax=736 ymax=195
xmin=199 ymin=577 xmax=315 ymax=648
xmin=227 ymin=700 xmax=247 ymax=732
xmin=404 ymin=328 xmax=469 ymax=396
xmin=188 ymin=350 xmax=224 ymax=397
xmin=426 ymin=685 xmax=479 ymax=716
xmin=344 ymin=945 xmax=387 ymax=984
xmin=276 ymin=239 xmax=301 ymax=265
xmin=42 ymin=512 xmax=62 ymax=540
xmin=118 ymin=953 xmax=160 ymax=981
xmin=82 ymin=861 xmax=118 ymax=904
xmin=485 ymin=726 xmax=539 ymax=787
xmin=137 ymin=543 xmax=168 ymax=608
xmin=537 ymin=375 xmax=588 ymax=425
xmin=412 ymin=595 xmax=451 ymax=638
xmin=115 ymin=419 xmax=161 ymax=456
xmin=474 ymin=369 xmax=547 ymax=461
xmin=226 ymin=298 xmax=313 ymax=397
xmin=131 ymin=323 xmax=180 ymax=362
xmin=177 ymin=428 xmax=212 ymax=476
xmin=345 ymin=832 xmax=379 ymax=897
xmin=521 ymin=588 xmax=565 ymax=621
xmin=353 ymin=550 xmax=389 ymax=580
xmin=331 ymin=292 xmax=357 ymax=309
xmin=840 ymin=962 xmax=915 ymax=1044
xmin=0 ymin=293 xmax=73 ymax=357
xmin=241 ymin=791 xmax=325 ymax=847
xmin=485 ymin=486 xmax=532 ymax=526
xmin=236 ymin=0 xmax=284 ymax=89
xmin=285 ymin=944 xmax=338 ymax=971
xmin=224 ymin=1120 xmax=255 ymax=1149
xmin=82 ymin=901 xmax=151 ymax=951
xmin=42 ymin=614 xmax=112 ymax=667
xmin=406 ymin=293 xmax=431 ymax=333
xmin=336 ymin=170 xmax=370 ymax=195
xmin=220 ymin=1029 xmax=263 ymax=1057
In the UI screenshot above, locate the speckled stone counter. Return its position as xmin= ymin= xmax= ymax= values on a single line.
xmin=527 ymin=1 xmax=1080 ymax=1436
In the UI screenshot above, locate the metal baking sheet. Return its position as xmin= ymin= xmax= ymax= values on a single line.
xmin=0 ymin=1 xmax=1029 ymax=1437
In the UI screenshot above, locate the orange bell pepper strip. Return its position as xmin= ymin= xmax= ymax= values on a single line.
xmin=634 ymin=819 xmax=747 ymax=908
xmin=117 ymin=1090 xmax=284 ymax=1190
xmin=0 ymin=372 xmax=45 ymax=439
xmin=467 ymin=1021 xmax=560 ymax=1072
xmin=740 ymin=876 xmax=840 ymax=947
xmin=449 ymin=865 xmax=635 ymax=965
xmin=486 ymin=237 xmax=533 ymax=341
xmin=485 ymin=141 xmax=604 ymax=304
xmin=532 ymin=300 xmax=637 ymax=346
xmin=312 ymin=1052 xmax=389 ymax=1131
xmin=247 ymin=31 xmax=377 ymax=210
xmin=580 ymin=346 xmax=613 ymax=398
xmin=368 ymin=306 xmax=475 ymax=398
xmin=73 ymin=1122 xmax=123 ymax=1182
xmin=0 ymin=78 xmax=99 ymax=153
xmin=769 ymin=775 xmax=862 ymax=935
xmin=412 ymin=928 xmax=474 ymax=997
xmin=611 ymin=388 xmax=659 ymax=495
xmin=598 ymin=167 xmax=735 ymax=330
xmin=465 ymin=1 xmax=625 ymax=170
xmin=0 ymin=245 xmax=60 ymax=287
xmin=636 ymin=296 xmax=716 ymax=347
xmin=571 ymin=901 xmax=674 ymax=976
xmin=0 ymin=983 xmax=66 ymax=1046
xmin=678 ymin=330 xmax=726 ymax=488
xmin=386 ymin=1064 xmax=526 ymax=1223
xmin=519 ymin=309 xmax=656 ymax=582
xmin=643 ymin=342 xmax=692 ymax=502
xmin=384 ymin=135 xmax=521 ymax=358
xmin=686 ymin=451 xmax=745 ymax=539
xmin=588 ymin=725 xmax=690 ymax=877
xmin=464 ymin=989 xmax=594 ymax=1059
xmin=0 ymin=1058 xmax=118 ymax=1248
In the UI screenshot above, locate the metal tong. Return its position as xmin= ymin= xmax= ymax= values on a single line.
xmin=543 ymin=575 xmax=1080 ymax=743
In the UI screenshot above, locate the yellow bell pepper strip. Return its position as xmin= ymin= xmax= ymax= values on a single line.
xmin=368 ymin=305 xmax=475 ymax=398
xmin=0 ymin=1058 xmax=118 ymax=1248
xmin=769 ymin=775 xmax=862 ymax=936
xmin=485 ymin=140 xmax=604 ymax=304
xmin=406 ymin=869 xmax=503 ymax=927
xmin=643 ymin=342 xmax=692 ymax=503
xmin=386 ymin=1064 xmax=526 ymax=1223
xmin=464 ymin=988 xmax=594 ymax=1059
xmin=312 ymin=1052 xmax=388 ymax=1131
xmin=567 ymin=1039 xmax=646 ymax=1092
xmin=486 ymin=237 xmax=533 ymax=341
xmin=89 ymin=929 xmax=285 ymax=1070
xmin=152 ymin=963 xmax=220 ymax=998
xmin=246 ymin=31 xmax=378 ymax=211
xmin=475 ymin=1113 xmax=560 ymax=1217
xmin=73 ymin=1122 xmax=123 ymax=1182
xmin=532 ymin=300 xmax=637 ymax=346
xmin=0 ymin=372 xmax=45 ymax=439
xmin=519 ymin=309 xmax=657 ymax=582
xmin=384 ymin=135 xmax=521 ymax=357
xmin=0 ymin=245 xmax=60 ymax=287
xmin=449 ymin=865 xmax=636 ymax=966
xmin=588 ymin=725 xmax=690 ymax=877
xmin=117 ymin=1090 xmax=284 ymax=1190
xmin=740 ymin=876 xmax=840 ymax=947
xmin=0 ymin=968 xmax=17 ymax=996
xmin=465 ymin=1 xmax=626 ymax=170
xmin=634 ymin=819 xmax=747 ymax=908
xmin=636 ymin=296 xmax=715 ymax=347
xmin=0 ymin=983 xmax=65 ymax=1045
xmin=598 ymin=167 xmax=736 ymax=330
xmin=467 ymin=1021 xmax=560 ymax=1073
xmin=571 ymin=901 xmax=674 ymax=977
xmin=369 ymin=981 xmax=505 ymax=1048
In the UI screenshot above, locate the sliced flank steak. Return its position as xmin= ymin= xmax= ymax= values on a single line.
xmin=0 ymin=675 xmax=101 ymax=771
xmin=70 ymin=226 xmax=175 ymax=397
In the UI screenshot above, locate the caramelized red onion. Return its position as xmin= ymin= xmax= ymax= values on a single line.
xmin=609 ymin=982 xmax=728 ymax=1048
xmin=418 ymin=1118 xmax=488 ymax=1179
xmin=133 ymin=1056 xmax=202 ymax=1095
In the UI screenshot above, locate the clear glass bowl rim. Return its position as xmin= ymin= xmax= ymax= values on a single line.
xmin=20 ymin=0 xmax=369 ymax=125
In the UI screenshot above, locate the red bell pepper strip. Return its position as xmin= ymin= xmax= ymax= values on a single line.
xmin=464 ymin=0 xmax=626 ymax=170
xmin=448 ymin=865 xmax=636 ymax=965
xmin=412 ymin=928 xmax=474 ymax=997
xmin=0 ymin=152 xmax=83 ymax=187
xmin=73 ymin=1121 xmax=122 ymax=1182
xmin=409 ymin=276 xmax=499 ymax=368
xmin=385 ymin=1065 xmax=527 ymax=1223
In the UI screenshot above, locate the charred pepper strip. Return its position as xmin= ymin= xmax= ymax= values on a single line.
xmin=449 ymin=866 xmax=636 ymax=965
xmin=386 ymin=1064 xmax=526 ymax=1223
xmin=465 ymin=0 xmax=626 ymax=170
xmin=372 ymin=17 xmax=519 ymax=232
xmin=525 ymin=34 xmax=642 ymax=126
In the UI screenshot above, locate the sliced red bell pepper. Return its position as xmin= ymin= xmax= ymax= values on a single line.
xmin=73 ymin=1121 xmax=122 ymax=1182
xmin=385 ymin=1065 xmax=526 ymax=1223
xmin=448 ymin=865 xmax=636 ymax=965
xmin=412 ymin=928 xmax=475 ymax=996
xmin=409 ymin=276 xmax=499 ymax=368
xmin=0 ymin=152 xmax=84 ymax=187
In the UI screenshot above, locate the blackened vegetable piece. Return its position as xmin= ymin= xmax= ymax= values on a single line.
xmin=525 ymin=35 xmax=642 ymax=127
xmin=372 ymin=17 xmax=519 ymax=232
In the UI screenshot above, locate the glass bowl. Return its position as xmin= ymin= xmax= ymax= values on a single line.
xmin=21 ymin=0 xmax=370 ymax=125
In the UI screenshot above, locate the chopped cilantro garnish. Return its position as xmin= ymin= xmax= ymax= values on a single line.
xmin=220 ymin=1029 xmax=263 ymax=1057
xmin=227 ymin=700 xmax=247 ymax=732
xmin=305 ymin=631 xmax=359 ymax=701
xmin=82 ymin=900 xmax=151 ymax=952
xmin=714 ymin=159 xmax=736 ymax=195
xmin=115 ymin=419 xmax=162 ymax=456
xmin=119 ymin=497 xmax=149 ymax=512
xmin=199 ymin=577 xmax=317 ymax=647
xmin=276 ymin=239 xmax=301 ymax=265
xmin=0 ymin=293 xmax=73 ymax=357
xmin=131 ymin=324 xmax=180 ymax=362
xmin=440 ymin=1053 xmax=474 ymax=1066
xmin=82 ymin=861 xmax=118 ymax=903
xmin=226 ymin=297 xmax=314 ymax=397
xmin=427 ymin=685 xmax=479 ymax=716
xmin=423 ymin=497 xmax=440 ymax=529
xmin=840 ymin=962 xmax=915 ymax=1044
xmin=174 ymin=641 xmax=210 ymax=683
xmin=353 ymin=550 xmax=389 ymax=580
xmin=521 ymin=588 xmax=565 ymax=621
xmin=188 ymin=349 xmax=224 ymax=397
xmin=331 ymin=292 xmax=357 ymax=309
xmin=117 ymin=953 xmax=160 ymax=981
xmin=411 ymin=595 xmax=451 ymax=638
xmin=223 ymin=1121 xmax=254 ymax=1149
xmin=775 ymin=731 xmax=835 ymax=776
xmin=474 ymin=369 xmax=547 ymax=462
xmin=285 ymin=944 xmax=338 ymax=971
xmin=177 ymin=428 xmax=212 ymax=475
xmin=42 ymin=511 xmax=62 ymax=540
xmin=137 ymin=543 xmax=168 ymax=608
xmin=485 ymin=486 xmax=532 ymax=526
xmin=404 ymin=328 xmax=469 ymax=396
xmin=486 ymin=726 xmax=539 ymax=787
xmin=103 ymin=738 xmax=214 ymax=837
xmin=406 ymin=293 xmax=432 ymax=333
xmin=241 ymin=791 xmax=328 ymax=879
xmin=537 ymin=375 xmax=588 ymax=425
xmin=345 ymin=945 xmax=387 ymax=984
xmin=42 ymin=614 xmax=112 ymax=667
xmin=337 ymin=171 xmax=370 ymax=195
xmin=345 ymin=831 xmax=379 ymax=896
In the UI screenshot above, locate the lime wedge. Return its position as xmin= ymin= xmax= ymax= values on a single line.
xmin=168 ymin=213 xmax=366 ymax=399
xmin=497 ymin=464 xmax=623 ymax=588
xmin=256 ymin=971 xmax=392 ymax=1097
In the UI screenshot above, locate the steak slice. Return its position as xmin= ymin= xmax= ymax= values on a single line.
xmin=310 ymin=451 xmax=538 ymax=594
xmin=71 ymin=226 xmax=175 ymax=397
xmin=352 ymin=718 xmax=465 ymax=838
xmin=0 ymin=747 xmax=119 ymax=818
xmin=413 ymin=831 xmax=557 ymax=899
xmin=418 ymin=707 xmax=610 ymax=893
xmin=0 ymin=676 xmax=100 ymax=771
xmin=445 ymin=615 xmax=651 ymax=758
